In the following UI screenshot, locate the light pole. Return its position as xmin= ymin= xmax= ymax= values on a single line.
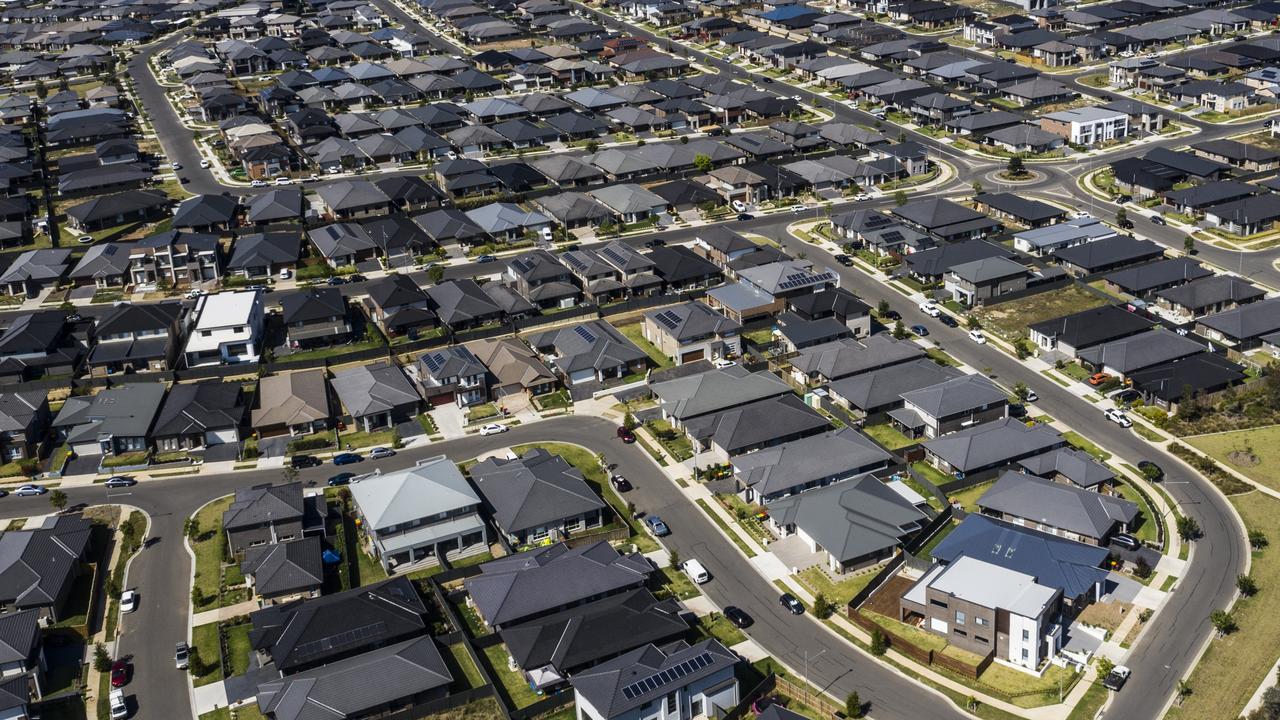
xmin=802 ymin=647 xmax=827 ymax=706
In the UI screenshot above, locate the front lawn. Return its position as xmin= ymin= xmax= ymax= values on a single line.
xmin=654 ymin=565 xmax=701 ymax=601
xmin=1112 ymin=481 xmax=1159 ymax=546
xmin=946 ymin=480 xmax=995 ymax=512
xmin=1187 ymin=425 xmax=1280 ymax=492
xmin=224 ymin=623 xmax=253 ymax=676
xmin=795 ymin=565 xmax=878 ymax=608
xmin=1063 ymin=430 xmax=1111 ymax=461
xmin=338 ymin=428 xmax=396 ymax=449
xmin=646 ymin=417 xmax=692 ymax=461
xmin=190 ymin=496 xmax=233 ymax=612
xmin=697 ymin=612 xmax=747 ymax=647
xmin=532 ymin=389 xmax=572 ymax=411
xmin=190 ymin=622 xmax=222 ymax=687
xmin=465 ymin=403 xmax=499 ymax=424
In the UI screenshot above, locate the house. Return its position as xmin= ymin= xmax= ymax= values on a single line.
xmin=183 ymin=290 xmax=265 ymax=367
xmin=892 ymin=374 xmax=1008 ymax=440
xmin=0 ymin=391 xmax=49 ymax=462
xmin=828 ymin=357 xmax=964 ymax=418
xmin=86 ymin=301 xmax=184 ymax=377
xmin=151 ymin=381 xmax=247 ymax=453
xmin=0 ymin=610 xmax=45 ymax=704
xmin=0 ymin=514 xmax=91 ymax=622
xmin=651 ymin=366 xmax=792 ymax=425
xmin=51 ymin=384 xmax=165 ymax=459
xmin=0 ymin=312 xmax=84 ymax=383
xmin=1014 ymin=218 xmax=1115 ymax=257
xmin=642 ymin=302 xmax=741 ymax=365
xmin=416 ymin=346 xmax=488 ymax=408
xmin=733 ymin=427 xmax=892 ymax=504
xmin=279 ymin=287 xmax=352 ymax=350
xmin=223 ymin=481 xmax=323 ymax=557
xmin=791 ymin=334 xmax=925 ymax=385
xmin=349 ymin=456 xmax=487 ymax=572
xmin=1128 ymin=352 xmax=1247 ymax=412
xmin=362 ymin=274 xmax=437 ymax=340
xmin=943 ymin=256 xmax=1030 ymax=306
xmin=1053 ymin=236 xmax=1164 ymax=276
xmin=787 ymin=288 xmax=872 ymax=338
xmin=65 ymin=190 xmax=169 ymax=232
xmin=1197 ymin=296 xmax=1280 ymax=348
xmin=922 ymin=417 xmax=1066 ymax=479
xmin=972 ymin=193 xmax=1065 ymax=229
xmin=683 ymin=393 xmax=829 ymax=463
xmin=252 ymin=370 xmax=332 ymax=438
xmin=1039 ymin=106 xmax=1128 ymax=146
xmin=1164 ymin=181 xmax=1257 ymax=216
xmin=471 ymin=448 xmax=608 ymax=547
xmin=901 ymin=555 xmax=1061 ymax=671
xmin=427 ymin=279 xmax=505 ymax=330
xmin=526 ymin=320 xmax=649 ymax=385
xmin=465 ymin=541 xmax=653 ymax=629
xmin=0 ymin=250 xmax=71 ymax=298
xmin=248 ymin=576 xmax=428 ymax=674
xmin=977 ymin=471 xmax=1138 ymax=545
xmin=329 ymin=361 xmax=422 ymax=432
xmin=127 ymin=230 xmax=221 ymax=288
xmin=775 ymin=311 xmax=855 ymax=353
xmin=768 ymin=474 xmax=928 ymax=573
xmin=893 ymin=199 xmax=1001 ymax=242
xmin=1103 ymin=257 xmax=1211 ymax=299
xmin=256 ymin=635 xmax=452 ymax=720
xmin=1192 ymin=138 xmax=1280 ymax=172
xmin=1017 ymin=447 xmax=1116 ymax=492
xmin=1028 ymin=304 xmax=1155 ymax=357
xmin=571 ymin=639 xmax=739 ymax=720
xmin=1155 ymin=275 xmax=1265 ymax=322
xmin=506 ymin=250 xmax=581 ymax=310
xmin=903 ymin=240 xmax=1012 ymax=283
xmin=227 ymin=231 xmax=302 ymax=280
xmin=241 ymin=536 xmax=323 ymax=604
xmin=647 ymin=246 xmax=723 ymax=292
xmin=1077 ymin=328 xmax=1206 ymax=379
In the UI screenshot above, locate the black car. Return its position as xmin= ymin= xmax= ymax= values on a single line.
xmin=327 ymin=473 xmax=355 ymax=486
xmin=736 ymin=213 xmax=754 ymax=221
xmin=477 ymin=254 xmax=498 ymax=263
xmin=327 ymin=276 xmax=346 ymax=285
xmin=1118 ymin=218 xmax=1135 ymax=229
xmin=348 ymin=274 xmax=366 ymax=282
xmin=104 ymin=476 xmax=136 ymax=488
xmin=779 ymin=593 xmax=804 ymax=615
xmin=939 ymin=315 xmax=958 ymax=328
xmin=291 ymin=455 xmax=322 ymax=469
xmin=1102 ymin=666 xmax=1131 ymax=691
xmin=1137 ymin=460 xmax=1164 ymax=481
xmin=834 ymin=254 xmax=854 ymax=267
xmin=1112 ymin=533 xmax=1141 ymax=551
xmin=723 ymin=606 xmax=753 ymax=628
xmin=644 ymin=238 xmax=666 ymax=248
xmin=881 ymin=309 xmax=901 ymax=321
xmin=1150 ymin=216 xmax=1166 ymax=226
xmin=610 ymin=474 xmax=632 ymax=492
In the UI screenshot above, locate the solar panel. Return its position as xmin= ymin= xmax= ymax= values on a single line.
xmin=600 ymin=244 xmax=631 ymax=266
xmin=618 ymin=653 xmax=715 ymax=701
xmin=293 ymin=622 xmax=387 ymax=659
xmin=622 ymin=687 xmax=637 ymax=700
xmin=574 ymin=325 xmax=597 ymax=343
xmin=654 ymin=310 xmax=682 ymax=330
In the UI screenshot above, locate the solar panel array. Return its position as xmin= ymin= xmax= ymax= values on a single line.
xmin=653 ymin=310 xmax=683 ymax=331
xmin=421 ymin=351 xmax=445 ymax=374
xmin=293 ymin=622 xmax=388 ymax=659
xmin=619 ymin=652 xmax=715 ymax=701
xmin=599 ymin=244 xmax=633 ymax=267
xmin=574 ymin=325 xmax=597 ymax=344
xmin=562 ymin=252 xmax=589 ymax=273
xmin=778 ymin=272 xmax=815 ymax=291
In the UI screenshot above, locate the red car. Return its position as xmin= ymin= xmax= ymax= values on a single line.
xmin=616 ymin=426 xmax=635 ymax=444
xmin=110 ymin=660 xmax=129 ymax=688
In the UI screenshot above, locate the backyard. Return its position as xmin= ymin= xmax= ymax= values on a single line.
xmin=862 ymin=422 xmax=915 ymax=450
xmin=616 ymin=321 xmax=674 ymax=369
xmin=973 ymin=285 xmax=1106 ymax=344
xmin=911 ymin=461 xmax=954 ymax=487
xmin=1187 ymin=425 xmax=1280 ymax=492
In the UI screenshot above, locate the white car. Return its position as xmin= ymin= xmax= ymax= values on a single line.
xmin=109 ymin=689 xmax=128 ymax=720
xmin=279 ymin=268 xmax=292 ymax=280
xmin=731 ymin=200 xmax=746 ymax=212
xmin=274 ymin=177 xmax=293 ymax=185
xmin=1105 ymin=408 xmax=1133 ymax=428
xmin=171 ymin=163 xmax=182 ymax=171
xmin=120 ymin=589 xmax=137 ymax=613
xmin=854 ymin=193 xmax=870 ymax=201
xmin=967 ymin=329 xmax=987 ymax=344
xmin=790 ymin=204 xmax=805 ymax=214
xmin=326 ymin=166 xmax=342 ymax=175
xmin=1024 ymin=389 xmax=1038 ymax=403
xmin=713 ymin=358 xmax=736 ymax=369
xmin=368 ymin=447 xmax=395 ymax=460
xmin=919 ymin=302 xmax=940 ymax=317
xmin=250 ymin=180 xmax=267 ymax=187
xmin=307 ymin=174 xmax=321 ymax=182
xmin=14 ymin=484 xmax=45 ymax=496
xmin=479 ymin=423 xmax=508 ymax=436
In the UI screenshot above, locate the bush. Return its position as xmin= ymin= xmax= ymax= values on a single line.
xmin=93 ymin=643 xmax=111 ymax=673
xmin=1238 ymin=574 xmax=1258 ymax=597
xmin=1210 ymin=609 xmax=1237 ymax=635
xmin=287 ymin=436 xmax=332 ymax=453
xmin=1133 ymin=557 xmax=1151 ymax=579
xmin=1251 ymin=529 xmax=1269 ymax=550
xmin=870 ymin=627 xmax=887 ymax=656
xmin=813 ymin=592 xmax=834 ymax=620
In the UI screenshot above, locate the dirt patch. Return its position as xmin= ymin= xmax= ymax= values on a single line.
xmin=1076 ymin=599 xmax=1132 ymax=634
xmin=862 ymin=574 xmax=914 ymax=616
xmin=1227 ymin=450 xmax=1260 ymax=467
xmin=974 ymin=284 xmax=1108 ymax=341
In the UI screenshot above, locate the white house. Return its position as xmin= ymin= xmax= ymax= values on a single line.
xmin=1040 ymin=107 xmax=1128 ymax=147
xmin=182 ymin=290 xmax=264 ymax=367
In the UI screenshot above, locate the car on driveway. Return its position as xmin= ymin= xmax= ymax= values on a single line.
xmin=14 ymin=484 xmax=45 ymax=496
xmin=645 ymin=515 xmax=669 ymax=536
xmin=779 ymin=593 xmax=804 ymax=615
xmin=104 ymin=476 xmax=136 ymax=488
xmin=327 ymin=473 xmax=355 ymax=486
xmin=1112 ymin=533 xmax=1140 ymax=551
xmin=111 ymin=660 xmax=129 ymax=688
xmin=1137 ymin=460 xmax=1164 ymax=481
xmin=724 ymin=606 xmax=753 ymax=628
xmin=332 ymin=453 xmax=362 ymax=466
xmin=1105 ymin=408 xmax=1132 ymax=428
xmin=610 ymin=474 xmax=632 ymax=492
xmin=910 ymin=324 xmax=928 ymax=336
xmin=1088 ymin=372 xmax=1113 ymax=386
xmin=967 ymin=329 xmax=987 ymax=344
xmin=713 ymin=358 xmax=736 ymax=369
xmin=174 ymin=642 xmax=189 ymax=670
xmin=120 ymin=589 xmax=137 ymax=613
xmin=479 ymin=423 xmax=508 ymax=436
xmin=1103 ymin=665 xmax=1131 ymax=691
xmin=368 ymin=447 xmax=395 ymax=460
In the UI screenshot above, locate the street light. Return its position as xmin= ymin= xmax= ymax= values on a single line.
xmin=802 ymin=647 xmax=827 ymax=706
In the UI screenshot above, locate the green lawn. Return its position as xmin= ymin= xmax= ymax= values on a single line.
xmin=741 ymin=326 xmax=775 ymax=346
xmin=926 ymin=347 xmax=961 ymax=367
xmin=1168 ymin=491 xmax=1280 ymax=719
xmin=190 ymin=496 xmax=233 ymax=612
xmin=616 ymin=321 xmax=674 ymax=369
xmin=224 ymin=623 xmax=252 ymax=676
xmin=466 ymin=403 xmax=499 ymax=423
xmin=795 ymin=565 xmax=877 ymax=608
xmin=646 ymin=417 xmax=693 ymax=461
xmin=1187 ymin=425 xmax=1280 ymax=492
xmin=417 ymin=413 xmax=440 ymax=435
xmin=446 ymin=643 xmax=485 ymax=689
xmin=1064 ymin=431 xmax=1111 ymax=461
xmin=1065 ymin=681 xmax=1109 ymax=720
xmin=654 ymin=565 xmax=701 ymax=600
xmin=697 ymin=612 xmax=747 ymax=647
xmin=533 ymin=389 xmax=572 ymax=411
xmin=1059 ymin=363 xmax=1093 ymax=383
xmin=695 ymin=498 xmax=757 ymax=558
xmin=973 ymin=285 xmax=1106 ymax=344
xmin=281 ymin=338 xmax=385 ymax=363
xmin=911 ymin=461 xmax=954 ymax=487
xmin=946 ymin=480 xmax=994 ymax=512
xmin=864 ymin=610 xmax=949 ymax=652
xmin=337 ymin=428 xmax=396 ymax=449
xmin=481 ymin=643 xmax=542 ymax=708
xmin=918 ymin=520 xmax=958 ymax=561
xmin=191 ymin=622 xmax=222 ymax=687
xmin=863 ymin=422 xmax=916 ymax=450
xmin=1113 ymin=481 xmax=1159 ymax=546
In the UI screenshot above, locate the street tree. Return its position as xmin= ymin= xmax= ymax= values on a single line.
xmin=49 ymin=490 xmax=67 ymax=513
xmin=693 ymin=154 xmax=713 ymax=173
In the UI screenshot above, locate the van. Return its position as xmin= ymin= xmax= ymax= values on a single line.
xmin=109 ymin=689 xmax=128 ymax=719
xmin=682 ymin=558 xmax=710 ymax=584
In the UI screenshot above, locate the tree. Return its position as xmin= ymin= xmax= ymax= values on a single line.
xmin=1184 ymin=235 xmax=1196 ymax=255
xmin=813 ymin=592 xmax=833 ymax=619
xmin=876 ymin=299 xmax=891 ymax=317
xmin=427 ymin=264 xmax=445 ymax=285
xmin=869 ymin=627 xmax=887 ymax=655
xmin=679 ymin=136 xmax=688 ymax=144
xmin=846 ymin=691 xmax=864 ymax=719
xmin=1238 ymin=573 xmax=1258 ymax=597
xmin=190 ymin=586 xmax=205 ymax=608
xmin=1134 ymin=556 xmax=1151 ymax=579
xmin=390 ymin=429 xmax=403 ymax=450
xmin=893 ymin=319 xmax=907 ymax=339
xmin=93 ymin=643 xmax=112 ymax=673
xmin=184 ymin=517 xmax=201 ymax=542
xmin=622 ymin=411 xmax=637 ymax=431
xmin=49 ymin=490 xmax=67 ymax=513
xmin=1096 ymin=657 xmax=1115 ymax=679
xmin=1013 ymin=382 xmax=1030 ymax=403
xmin=668 ymin=549 xmax=679 ymax=569
xmin=1177 ymin=515 xmax=1202 ymax=541
xmin=1116 ymin=207 xmax=1129 ymax=227
xmin=972 ymin=180 xmax=983 ymax=194
xmin=1250 ymin=529 xmax=1269 ymax=550
xmin=1211 ymin=609 xmax=1237 ymax=636
xmin=34 ymin=79 xmax=46 ymax=99
xmin=966 ymin=315 xmax=981 ymax=330
xmin=1015 ymin=340 xmax=1030 ymax=360
xmin=187 ymin=645 xmax=210 ymax=678
xmin=893 ymin=190 xmax=908 ymax=206
xmin=584 ymin=140 xmax=599 ymax=153
xmin=1006 ymin=156 xmax=1024 ymax=176
xmin=693 ymin=153 xmax=713 ymax=173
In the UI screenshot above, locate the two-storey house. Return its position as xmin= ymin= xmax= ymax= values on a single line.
xmin=416 ymin=345 xmax=489 ymax=407
xmin=183 ymin=290 xmax=265 ymax=367
xmin=86 ymin=301 xmax=185 ymax=377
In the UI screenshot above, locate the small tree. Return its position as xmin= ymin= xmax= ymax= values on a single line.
xmin=93 ymin=643 xmax=112 ymax=673
xmin=1013 ymin=382 xmax=1030 ymax=403
xmin=813 ymin=592 xmax=833 ymax=619
xmin=622 ymin=411 xmax=637 ymax=431
xmin=668 ymin=549 xmax=679 ymax=568
xmin=1184 ymin=235 xmax=1196 ymax=255
xmin=1141 ymin=463 xmax=1164 ymax=482
xmin=187 ymin=646 xmax=209 ymax=678
xmin=966 ymin=316 xmax=981 ymax=330
xmin=1133 ymin=556 xmax=1151 ymax=579
xmin=893 ymin=190 xmax=908 ymax=206
xmin=1250 ymin=529 xmax=1269 ymax=550
xmin=427 ymin=264 xmax=445 ymax=285
xmin=49 ymin=490 xmax=67 ymax=513
xmin=846 ymin=691 xmax=864 ymax=719
xmin=1116 ymin=207 xmax=1129 ymax=227
xmin=1007 ymin=156 xmax=1024 ymax=176
xmin=892 ymin=320 xmax=907 ymax=339
xmin=1096 ymin=657 xmax=1115 ymax=679
xmin=1175 ymin=679 xmax=1192 ymax=705
xmin=972 ymin=180 xmax=983 ymax=194
xmin=190 ymin=586 xmax=205 ymax=608
xmin=1015 ymin=340 xmax=1030 ymax=360
xmin=1177 ymin=515 xmax=1202 ymax=541
xmin=1210 ymin=609 xmax=1237 ymax=636
xmin=34 ymin=79 xmax=46 ymax=99
xmin=869 ymin=627 xmax=887 ymax=655
xmin=1237 ymin=573 xmax=1258 ymax=597
xmin=584 ymin=140 xmax=599 ymax=153
xmin=390 ymin=429 xmax=403 ymax=450
xmin=185 ymin=517 xmax=200 ymax=541
xmin=693 ymin=153 xmax=713 ymax=173
xmin=876 ymin=299 xmax=891 ymax=317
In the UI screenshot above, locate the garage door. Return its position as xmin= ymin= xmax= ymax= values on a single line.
xmin=206 ymin=428 xmax=240 ymax=446
xmin=681 ymin=349 xmax=705 ymax=363
xmin=430 ymin=392 xmax=455 ymax=407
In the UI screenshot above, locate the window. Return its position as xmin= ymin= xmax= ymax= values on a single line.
xmin=955 ymin=611 xmax=966 ymax=625
xmin=953 ymin=629 xmax=967 ymax=638
xmin=1021 ymin=648 xmax=1029 ymax=660
xmin=1022 ymin=629 xmax=1030 ymax=641
xmin=930 ymin=599 xmax=948 ymax=609
xmin=976 ymin=616 xmax=987 ymax=627
xmin=666 ymin=692 xmax=677 ymax=715
xmin=975 ymin=636 xmax=988 ymax=644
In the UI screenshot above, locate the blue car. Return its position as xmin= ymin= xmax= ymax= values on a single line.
xmin=645 ymin=515 xmax=670 ymax=537
xmin=910 ymin=324 xmax=929 ymax=336
xmin=476 ymin=254 xmax=498 ymax=263
xmin=332 ymin=453 xmax=363 ymax=466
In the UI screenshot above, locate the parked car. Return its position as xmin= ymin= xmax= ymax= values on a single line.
xmin=327 ymin=276 xmax=346 ymax=286
xmin=731 ymin=200 xmax=747 ymax=212
xmin=14 ymin=484 xmax=45 ymax=496
xmin=939 ymin=315 xmax=958 ymax=328
xmin=713 ymin=358 xmax=736 ymax=369
xmin=967 ymin=329 xmax=986 ymax=344
xmin=174 ymin=642 xmax=189 ymax=670
xmin=171 ymin=163 xmax=182 ymax=171
xmin=645 ymin=515 xmax=670 ymax=536
xmin=1102 ymin=665 xmax=1131 ymax=691
xmin=479 ymin=423 xmax=508 ymax=436
xmin=1137 ymin=460 xmax=1164 ymax=481
xmin=1023 ymin=389 xmax=1038 ymax=403
xmin=368 ymin=447 xmax=395 ymax=460
xmin=644 ymin=238 xmax=666 ymax=248
xmin=790 ymin=204 xmax=805 ymax=214
xmin=1105 ymin=408 xmax=1133 ymax=428
xmin=1087 ymin=372 xmax=1113 ymax=386
xmin=1112 ymin=533 xmax=1140 ymax=551
xmin=332 ymin=453 xmax=362 ymax=466
xmin=1111 ymin=388 xmax=1141 ymax=405
xmin=610 ymin=474 xmax=632 ymax=492
xmin=109 ymin=689 xmax=128 ymax=719
xmin=104 ymin=476 xmax=136 ymax=488
xmin=1117 ymin=218 xmax=1135 ymax=230
xmin=681 ymin=558 xmax=710 ymax=584
xmin=736 ymin=213 xmax=754 ymax=221
xmin=834 ymin=254 xmax=854 ymax=267
xmin=723 ymin=606 xmax=753 ymax=628
xmin=1151 ymin=216 xmax=1166 ymax=226
xmin=919 ymin=302 xmax=940 ymax=317
xmin=249 ymin=180 xmax=267 ymax=188
xmin=476 ymin=254 xmax=498 ymax=263
xmin=290 ymin=455 xmax=321 ymax=469
xmin=120 ymin=589 xmax=137 ymax=613
xmin=779 ymin=593 xmax=804 ymax=615
xmin=910 ymin=324 xmax=929 ymax=336
xmin=111 ymin=660 xmax=129 ymax=688
xmin=327 ymin=473 xmax=355 ymax=486
xmin=617 ymin=426 xmax=636 ymax=443
xmin=199 ymin=159 xmax=210 ymax=169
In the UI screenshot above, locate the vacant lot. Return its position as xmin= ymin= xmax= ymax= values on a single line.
xmin=975 ymin=285 xmax=1107 ymax=343
xmin=1187 ymin=426 xmax=1280 ymax=492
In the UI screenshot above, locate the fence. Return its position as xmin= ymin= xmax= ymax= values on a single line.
xmin=978 ymin=276 xmax=1072 ymax=308
xmin=847 ymin=610 xmax=992 ymax=680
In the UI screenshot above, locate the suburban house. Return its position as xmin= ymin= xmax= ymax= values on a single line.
xmin=416 ymin=345 xmax=489 ymax=407
xmin=733 ymin=427 xmax=892 ymax=504
xmin=226 ymin=231 xmax=302 ymax=280
xmin=465 ymin=541 xmax=653 ymax=629
xmin=329 ymin=361 xmax=422 ymax=431
xmin=466 ymin=338 xmax=558 ymax=400
xmin=1197 ymin=296 xmax=1280 ymax=349
xmin=571 ymin=639 xmax=739 ymax=720
xmin=1053 ymin=236 xmax=1165 ymax=276
xmin=349 ymin=456 xmax=488 ymax=572
xmin=86 ymin=301 xmax=185 ymax=377
xmin=150 ymin=381 xmax=248 ymax=452
xmin=767 ymin=474 xmax=929 ymax=574
xmin=0 ymin=392 xmax=49 ymax=462
xmin=651 ymin=366 xmax=792 ymax=427
xmin=828 ymin=358 xmax=964 ymax=417
xmin=682 ymin=393 xmax=830 ymax=463
xmin=976 ymin=471 xmax=1139 ymax=546
xmin=526 ymin=320 xmax=649 ymax=385
xmin=280 ymin=288 xmax=353 ymax=350
xmin=1039 ymin=106 xmax=1128 ymax=146
xmin=921 ymin=417 xmax=1066 ymax=480
xmin=0 ymin=610 xmax=46 ymax=705
xmin=0 ymin=514 xmax=91 ymax=623
xmin=1027 ymin=305 xmax=1154 ymax=358
xmin=51 ymin=383 xmax=165 ymax=458
xmin=241 ymin=536 xmax=324 ymax=605
xmin=1155 ymin=275 xmax=1265 ymax=322
xmin=251 ymin=370 xmax=332 ymax=438
xmin=223 ymin=481 xmax=323 ymax=557
xmin=362 ymin=274 xmax=437 ymax=340
xmin=470 ymin=448 xmax=608 ymax=547
xmin=787 ymin=288 xmax=872 ymax=338
xmin=641 ymin=301 xmax=741 ymax=365
xmin=1128 ymin=353 xmax=1247 ymax=412
xmin=505 ymin=249 xmax=582 ymax=310
xmin=943 ymin=256 xmax=1030 ymax=306
xmin=892 ymin=374 xmax=1009 ymax=440
xmin=1077 ymin=328 xmax=1206 ymax=380
xmin=789 ymin=334 xmax=925 ymax=385
xmin=183 ymin=289 xmax=265 ymax=367
xmin=1017 ymin=447 xmax=1116 ymax=492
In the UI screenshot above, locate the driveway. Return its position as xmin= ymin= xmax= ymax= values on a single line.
xmin=431 ymin=404 xmax=467 ymax=439
xmin=769 ymin=534 xmax=824 ymax=573
xmin=63 ymin=455 xmax=99 ymax=477
xmin=1102 ymin=572 xmax=1144 ymax=604
xmin=258 ymin=436 xmax=290 ymax=459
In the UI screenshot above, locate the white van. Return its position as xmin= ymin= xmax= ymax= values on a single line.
xmin=109 ymin=689 xmax=128 ymax=719
xmin=682 ymin=558 xmax=710 ymax=584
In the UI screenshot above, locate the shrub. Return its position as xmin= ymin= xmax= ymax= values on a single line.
xmin=869 ymin=627 xmax=887 ymax=655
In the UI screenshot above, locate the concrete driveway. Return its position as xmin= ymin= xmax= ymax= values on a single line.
xmin=1103 ymin=572 xmax=1144 ymax=604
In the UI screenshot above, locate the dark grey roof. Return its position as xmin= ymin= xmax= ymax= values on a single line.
xmin=828 ymin=357 xmax=963 ymax=411
xmin=330 ymin=362 xmax=420 ymax=418
xmin=768 ymin=474 xmax=928 ymax=562
xmin=978 ymin=471 xmax=1138 ymax=539
xmin=683 ymin=393 xmax=829 ymax=455
xmin=0 ymin=610 xmax=38 ymax=665
xmin=904 ymin=240 xmax=1012 ymax=278
xmin=922 ymin=417 xmax=1065 ymax=473
xmin=93 ymin=301 xmax=181 ymax=338
xmin=1126 ymin=352 xmax=1246 ymax=402
xmin=51 ymin=383 xmax=165 ymax=444
xmin=172 ymin=193 xmax=239 ymax=228
xmin=650 ymin=366 xmax=791 ymax=420
xmin=464 ymin=542 xmax=653 ymax=627
xmin=571 ymin=639 xmax=737 ymax=718
xmin=1077 ymin=328 xmax=1205 ymax=373
xmin=974 ymin=192 xmax=1063 ymax=223
xmin=946 ymin=256 xmax=1028 ymax=284
xmin=471 ymin=449 xmax=606 ymax=535
xmin=525 ymin=320 xmax=647 ymax=376
xmin=1198 ymin=296 xmax=1280 ymax=341
xmin=1017 ymin=447 xmax=1114 ymax=489
xmin=1027 ymin=304 xmax=1154 ymax=350
xmin=1156 ymin=274 xmax=1265 ymax=311
xmin=1103 ymin=257 xmax=1211 ymax=294
xmin=281 ymin=287 xmax=347 ymax=326
xmin=900 ymin=374 xmax=1007 ymax=419
xmin=1054 ymin=236 xmax=1165 ymax=272
xmin=733 ymin=427 xmax=892 ymax=498
xmin=791 ymin=334 xmax=926 ymax=381
xmin=153 ymin=381 xmax=246 ymax=437
xmin=426 ymin=279 xmax=502 ymax=326
xmin=241 ymin=536 xmax=323 ymax=597
xmin=224 ymin=482 xmax=304 ymax=531
xmin=645 ymin=301 xmax=740 ymax=343
xmin=0 ymin=514 xmax=91 ymax=611
xmin=228 ymin=232 xmax=302 ymax=270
